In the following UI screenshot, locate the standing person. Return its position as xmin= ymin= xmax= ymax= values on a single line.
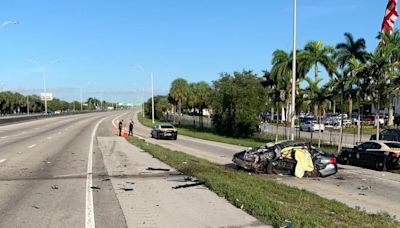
xmin=118 ymin=120 xmax=123 ymax=136
xmin=129 ymin=120 xmax=134 ymax=136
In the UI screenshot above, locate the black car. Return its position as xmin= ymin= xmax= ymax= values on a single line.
xmin=232 ymin=141 xmax=337 ymax=177
xmin=338 ymin=140 xmax=400 ymax=171
xmin=370 ymin=129 xmax=400 ymax=141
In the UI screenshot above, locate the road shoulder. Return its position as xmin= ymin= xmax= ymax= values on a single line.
xmin=97 ymin=136 xmax=268 ymax=228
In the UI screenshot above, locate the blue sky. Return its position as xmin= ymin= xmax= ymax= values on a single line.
xmin=0 ymin=1 xmax=393 ymax=103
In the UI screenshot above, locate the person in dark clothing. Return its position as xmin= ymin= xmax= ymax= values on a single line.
xmin=129 ymin=120 xmax=134 ymax=136
xmin=118 ymin=120 xmax=123 ymax=136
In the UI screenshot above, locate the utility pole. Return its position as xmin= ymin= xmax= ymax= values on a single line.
xmin=290 ymin=0 xmax=297 ymax=140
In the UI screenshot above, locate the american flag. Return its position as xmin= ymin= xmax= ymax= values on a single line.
xmin=382 ymin=0 xmax=399 ymax=33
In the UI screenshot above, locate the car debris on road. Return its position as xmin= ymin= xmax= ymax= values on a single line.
xmin=233 ymin=140 xmax=338 ymax=178
xmin=172 ymin=182 xmax=206 ymax=189
xmin=146 ymin=167 xmax=170 ymax=171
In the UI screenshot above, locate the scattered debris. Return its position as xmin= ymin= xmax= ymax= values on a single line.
xmin=120 ymin=187 xmax=134 ymax=191
xmin=336 ymin=176 xmax=345 ymax=180
xmin=240 ymin=204 xmax=244 ymax=209
xmin=32 ymin=205 xmax=40 ymax=209
xmin=361 ymin=178 xmax=367 ymax=181
xmin=125 ymin=181 xmax=135 ymax=185
xmin=358 ymin=193 xmax=366 ymax=196
xmin=51 ymin=185 xmax=59 ymax=190
xmin=90 ymin=186 xmax=101 ymax=190
xmin=283 ymin=219 xmax=293 ymax=228
xmin=357 ymin=186 xmax=371 ymax=191
xmin=147 ymin=167 xmax=170 ymax=171
xmin=172 ymin=182 xmax=205 ymax=189
xmin=184 ymin=176 xmax=197 ymax=182
xmin=102 ymin=178 xmax=110 ymax=181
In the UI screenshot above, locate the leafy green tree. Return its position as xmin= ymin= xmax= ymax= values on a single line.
xmin=145 ymin=95 xmax=171 ymax=120
xmin=211 ymin=71 xmax=266 ymax=137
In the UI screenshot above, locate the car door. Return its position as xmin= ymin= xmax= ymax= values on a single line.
xmin=363 ymin=142 xmax=382 ymax=167
xmin=354 ymin=142 xmax=372 ymax=165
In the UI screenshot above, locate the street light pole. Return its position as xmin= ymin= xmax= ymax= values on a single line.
xmin=142 ymin=88 xmax=145 ymax=118
xmin=151 ymin=72 xmax=155 ymax=124
xmin=43 ymin=67 xmax=48 ymax=114
xmin=290 ymin=0 xmax=297 ymax=141
xmin=80 ymin=87 xmax=83 ymax=112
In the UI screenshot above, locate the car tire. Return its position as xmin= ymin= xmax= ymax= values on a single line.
xmin=265 ymin=162 xmax=273 ymax=174
xmin=308 ymin=127 xmax=311 ymax=132
xmin=156 ymin=132 xmax=159 ymax=139
xmin=173 ymin=135 xmax=177 ymax=140
xmin=375 ymin=158 xmax=387 ymax=171
xmin=341 ymin=155 xmax=350 ymax=165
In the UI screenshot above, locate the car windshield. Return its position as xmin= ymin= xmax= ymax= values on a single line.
xmin=161 ymin=125 xmax=174 ymax=129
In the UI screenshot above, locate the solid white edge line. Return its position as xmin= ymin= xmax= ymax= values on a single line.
xmin=85 ymin=116 xmax=107 ymax=228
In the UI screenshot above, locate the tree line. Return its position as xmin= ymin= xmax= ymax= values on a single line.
xmin=0 ymin=91 xmax=115 ymax=115
xmin=145 ymin=30 xmax=400 ymax=140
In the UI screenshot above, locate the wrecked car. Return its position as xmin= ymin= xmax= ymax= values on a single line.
xmin=232 ymin=140 xmax=337 ymax=178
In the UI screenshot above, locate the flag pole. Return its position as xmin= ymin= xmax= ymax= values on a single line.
xmin=290 ymin=0 xmax=297 ymax=141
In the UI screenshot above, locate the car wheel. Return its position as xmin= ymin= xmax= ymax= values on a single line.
xmin=265 ymin=162 xmax=273 ymax=174
xmin=375 ymin=158 xmax=387 ymax=171
xmin=340 ymin=155 xmax=350 ymax=165
xmin=156 ymin=132 xmax=159 ymax=139
xmin=173 ymin=135 xmax=177 ymax=140
xmin=308 ymin=127 xmax=311 ymax=132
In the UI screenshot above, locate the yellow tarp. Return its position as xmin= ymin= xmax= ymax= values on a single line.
xmin=294 ymin=149 xmax=314 ymax=178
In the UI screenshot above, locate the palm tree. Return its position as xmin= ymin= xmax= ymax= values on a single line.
xmin=304 ymin=77 xmax=331 ymax=148
xmin=335 ymin=32 xmax=368 ymax=141
xmin=193 ymin=81 xmax=211 ymax=129
xmin=169 ymin=78 xmax=189 ymax=123
xmin=301 ymin=41 xmax=335 ymax=119
xmin=301 ymin=41 xmax=336 ymax=81
xmin=379 ymin=29 xmax=400 ymax=126
xmin=270 ymin=49 xmax=307 ymax=138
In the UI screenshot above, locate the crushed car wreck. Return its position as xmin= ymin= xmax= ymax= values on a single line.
xmin=232 ymin=140 xmax=337 ymax=178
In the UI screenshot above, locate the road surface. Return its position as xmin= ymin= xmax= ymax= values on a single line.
xmin=0 ymin=110 xmax=266 ymax=227
xmin=130 ymin=110 xmax=400 ymax=219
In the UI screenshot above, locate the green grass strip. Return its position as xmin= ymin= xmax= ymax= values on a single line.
xmin=127 ymin=136 xmax=399 ymax=227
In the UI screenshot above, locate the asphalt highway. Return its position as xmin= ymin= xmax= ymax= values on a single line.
xmin=0 ymin=110 xmax=265 ymax=228
xmin=0 ymin=111 xmax=128 ymax=227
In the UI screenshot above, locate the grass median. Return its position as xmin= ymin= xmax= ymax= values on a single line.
xmin=127 ymin=136 xmax=399 ymax=227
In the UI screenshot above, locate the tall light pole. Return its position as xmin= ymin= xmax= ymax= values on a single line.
xmin=150 ymin=72 xmax=154 ymax=123
xmin=130 ymin=64 xmax=155 ymax=124
xmin=30 ymin=59 xmax=59 ymax=114
xmin=290 ymin=0 xmax=297 ymax=141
